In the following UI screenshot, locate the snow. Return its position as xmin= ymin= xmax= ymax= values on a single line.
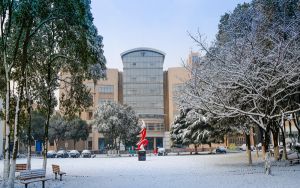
xmin=1 ymin=152 xmax=300 ymax=188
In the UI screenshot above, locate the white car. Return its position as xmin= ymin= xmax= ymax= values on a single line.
xmin=158 ymin=147 xmax=167 ymax=156
xmin=82 ymin=150 xmax=92 ymax=158
xmin=240 ymin=144 xmax=255 ymax=151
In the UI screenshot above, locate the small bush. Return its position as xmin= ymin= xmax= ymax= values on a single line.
xmin=228 ymin=143 xmax=237 ymax=150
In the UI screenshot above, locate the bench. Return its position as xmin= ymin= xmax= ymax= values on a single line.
xmin=52 ymin=164 xmax=66 ymax=181
xmin=19 ymin=169 xmax=50 ymax=188
xmin=16 ymin=164 xmax=27 ymax=172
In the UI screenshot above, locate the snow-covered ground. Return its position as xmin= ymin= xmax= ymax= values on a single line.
xmin=1 ymin=152 xmax=300 ymax=188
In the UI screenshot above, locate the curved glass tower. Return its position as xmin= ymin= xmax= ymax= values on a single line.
xmin=121 ymin=47 xmax=165 ymax=150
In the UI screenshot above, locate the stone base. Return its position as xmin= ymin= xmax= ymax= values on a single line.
xmin=138 ymin=150 xmax=146 ymax=161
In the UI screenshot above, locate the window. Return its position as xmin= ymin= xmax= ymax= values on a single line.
xmin=99 ymin=85 xmax=114 ymax=94
xmin=85 ymin=83 xmax=94 ymax=89
xmin=50 ymin=142 xmax=54 ymax=146
xmin=88 ymin=141 xmax=92 ymax=150
xmin=88 ymin=112 xmax=93 ymax=120
xmin=132 ymin=63 xmax=136 ymax=66
xmin=148 ymin=125 xmax=155 ymax=131
xmin=150 ymin=77 xmax=156 ymax=81
xmin=98 ymin=99 xmax=113 ymax=106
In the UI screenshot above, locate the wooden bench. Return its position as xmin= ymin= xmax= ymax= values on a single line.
xmin=19 ymin=169 xmax=50 ymax=188
xmin=16 ymin=164 xmax=27 ymax=172
xmin=52 ymin=164 xmax=66 ymax=181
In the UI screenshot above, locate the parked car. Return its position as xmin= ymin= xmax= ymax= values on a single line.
xmin=56 ymin=150 xmax=69 ymax=158
xmin=279 ymin=146 xmax=292 ymax=160
xmin=239 ymin=144 xmax=255 ymax=151
xmin=47 ymin=150 xmax=57 ymax=158
xmin=69 ymin=150 xmax=80 ymax=158
xmin=81 ymin=150 xmax=92 ymax=158
xmin=215 ymin=146 xmax=227 ymax=154
xmin=158 ymin=147 xmax=167 ymax=156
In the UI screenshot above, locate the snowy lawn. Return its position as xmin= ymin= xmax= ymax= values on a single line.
xmin=1 ymin=152 xmax=300 ymax=188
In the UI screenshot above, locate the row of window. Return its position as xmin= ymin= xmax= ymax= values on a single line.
xmin=124 ymin=96 xmax=163 ymax=103
xmin=123 ymin=68 xmax=163 ymax=77
xmin=124 ymin=88 xmax=163 ymax=95
xmin=124 ymin=83 xmax=163 ymax=89
xmin=124 ymin=77 xmax=163 ymax=83
xmin=84 ymin=83 xmax=114 ymax=94
xmin=98 ymin=85 xmax=114 ymax=94
xmin=136 ymin=109 xmax=164 ymax=115
xmin=126 ymin=102 xmax=163 ymax=109
xmin=123 ymin=51 xmax=163 ymax=58
xmin=98 ymin=99 xmax=114 ymax=106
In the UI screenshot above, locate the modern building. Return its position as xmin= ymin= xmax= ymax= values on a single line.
xmin=121 ymin=48 xmax=166 ymax=150
xmin=59 ymin=49 xmax=203 ymax=151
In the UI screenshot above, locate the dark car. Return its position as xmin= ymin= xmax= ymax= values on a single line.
xmin=215 ymin=146 xmax=227 ymax=154
xmin=69 ymin=150 xmax=80 ymax=158
xmin=56 ymin=150 xmax=69 ymax=158
xmin=81 ymin=150 xmax=92 ymax=158
xmin=47 ymin=150 xmax=57 ymax=158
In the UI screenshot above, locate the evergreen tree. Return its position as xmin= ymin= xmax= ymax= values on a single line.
xmin=170 ymin=108 xmax=212 ymax=154
xmin=93 ymin=102 xmax=140 ymax=153
xmin=66 ymin=118 xmax=89 ymax=150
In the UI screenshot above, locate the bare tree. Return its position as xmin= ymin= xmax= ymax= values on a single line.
xmin=178 ymin=1 xmax=300 ymax=164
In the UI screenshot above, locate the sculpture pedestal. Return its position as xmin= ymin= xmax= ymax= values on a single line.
xmin=138 ymin=150 xmax=146 ymax=161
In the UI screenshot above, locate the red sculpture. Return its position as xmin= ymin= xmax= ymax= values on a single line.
xmin=137 ymin=120 xmax=148 ymax=150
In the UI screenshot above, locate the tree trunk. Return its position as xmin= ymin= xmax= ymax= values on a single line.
xmin=263 ymin=125 xmax=270 ymax=159
xmin=26 ymin=67 xmax=32 ymax=170
xmin=271 ymin=126 xmax=279 ymax=161
xmin=118 ymin=139 xmax=121 ymax=156
xmin=293 ymin=113 xmax=300 ymax=143
xmin=43 ymin=110 xmax=51 ymax=170
xmin=3 ymin=80 xmax=11 ymax=181
xmin=43 ymin=60 xmax=53 ymax=170
xmin=279 ymin=126 xmax=287 ymax=160
xmin=26 ymin=104 xmax=32 ymax=170
xmin=8 ymin=93 xmax=22 ymax=187
xmin=73 ymin=140 xmax=76 ymax=150
xmin=259 ymin=127 xmax=265 ymax=158
xmin=54 ymin=139 xmax=58 ymax=151
xmin=245 ymin=134 xmax=252 ymax=165
xmin=194 ymin=145 xmax=198 ymax=154
xmin=26 ymin=143 xmax=32 ymax=170
xmin=209 ymin=143 xmax=212 ymax=154
xmin=252 ymin=128 xmax=259 ymax=158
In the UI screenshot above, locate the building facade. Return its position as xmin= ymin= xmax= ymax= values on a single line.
xmin=59 ymin=49 xmax=205 ymax=151
xmin=58 ymin=69 xmax=120 ymax=152
xmin=81 ymin=69 xmax=120 ymax=152
xmin=121 ymin=48 xmax=166 ymax=150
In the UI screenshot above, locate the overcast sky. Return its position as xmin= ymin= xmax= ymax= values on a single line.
xmin=91 ymin=0 xmax=251 ymax=70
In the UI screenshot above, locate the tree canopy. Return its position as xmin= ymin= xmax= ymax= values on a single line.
xmin=93 ymin=102 xmax=140 ymax=151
